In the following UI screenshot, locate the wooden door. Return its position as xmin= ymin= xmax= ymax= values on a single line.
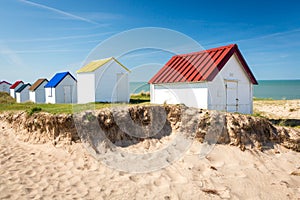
xmin=225 ymin=80 xmax=238 ymax=112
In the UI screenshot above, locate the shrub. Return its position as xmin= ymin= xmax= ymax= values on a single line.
xmin=0 ymin=92 xmax=15 ymax=104
xmin=28 ymin=107 xmax=42 ymax=116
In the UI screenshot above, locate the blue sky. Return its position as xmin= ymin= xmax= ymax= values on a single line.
xmin=0 ymin=0 xmax=300 ymax=83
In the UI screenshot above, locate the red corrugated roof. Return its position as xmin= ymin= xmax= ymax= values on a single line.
xmin=149 ymin=44 xmax=258 ymax=84
xmin=10 ymin=80 xmax=24 ymax=89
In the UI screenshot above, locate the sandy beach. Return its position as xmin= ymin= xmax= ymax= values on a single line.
xmin=0 ymin=103 xmax=300 ymax=199
xmin=254 ymin=99 xmax=300 ymax=119
xmin=1 ymin=0 xmax=300 ymax=198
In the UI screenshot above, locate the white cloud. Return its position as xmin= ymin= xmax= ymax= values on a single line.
xmin=77 ymin=12 xmax=123 ymax=21
xmin=0 ymin=49 xmax=89 ymax=54
xmin=19 ymin=0 xmax=99 ymax=25
xmin=205 ymin=28 xmax=300 ymax=47
xmin=0 ymin=44 xmax=24 ymax=67
xmin=4 ymin=32 xmax=115 ymax=43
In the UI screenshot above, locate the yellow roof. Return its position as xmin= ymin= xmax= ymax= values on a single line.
xmin=76 ymin=57 xmax=130 ymax=73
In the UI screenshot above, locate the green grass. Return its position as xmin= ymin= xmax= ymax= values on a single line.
xmin=253 ymin=97 xmax=274 ymax=101
xmin=0 ymin=91 xmax=151 ymax=114
xmin=27 ymin=107 xmax=42 ymax=116
xmin=251 ymin=111 xmax=266 ymax=118
xmin=0 ymin=102 xmax=133 ymax=114
xmin=0 ymin=102 xmax=74 ymax=114
xmin=130 ymin=92 xmax=150 ymax=104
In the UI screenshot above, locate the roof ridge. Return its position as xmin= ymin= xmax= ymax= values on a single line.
xmin=175 ymin=44 xmax=236 ymax=57
xmin=93 ymin=57 xmax=113 ymax=61
xmin=112 ymin=57 xmax=130 ymax=72
xmin=15 ymin=83 xmax=31 ymax=93
xmin=29 ymin=78 xmax=48 ymax=91
xmin=10 ymin=80 xmax=24 ymax=89
xmin=77 ymin=57 xmax=130 ymax=73
xmin=76 ymin=57 xmax=113 ymax=73
xmin=149 ymin=44 xmax=257 ymax=85
xmin=0 ymin=81 xmax=11 ymax=85
xmin=45 ymin=71 xmax=76 ymax=88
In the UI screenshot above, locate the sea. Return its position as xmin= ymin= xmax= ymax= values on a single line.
xmin=130 ymin=80 xmax=300 ymax=100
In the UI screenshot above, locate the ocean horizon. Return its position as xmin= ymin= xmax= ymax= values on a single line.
xmin=130 ymin=80 xmax=300 ymax=100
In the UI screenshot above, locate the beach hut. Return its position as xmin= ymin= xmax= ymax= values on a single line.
xmin=29 ymin=78 xmax=48 ymax=103
xmin=10 ymin=80 xmax=24 ymax=98
xmin=45 ymin=72 xmax=77 ymax=104
xmin=15 ymin=83 xmax=31 ymax=103
xmin=149 ymin=44 xmax=258 ymax=114
xmin=77 ymin=57 xmax=130 ymax=103
xmin=0 ymin=81 xmax=12 ymax=93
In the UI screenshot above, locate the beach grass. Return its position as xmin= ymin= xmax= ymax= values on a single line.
xmin=253 ymin=97 xmax=274 ymax=101
xmin=0 ymin=92 xmax=15 ymax=104
xmin=0 ymin=102 xmax=136 ymax=114
xmin=130 ymin=92 xmax=150 ymax=104
xmin=0 ymin=102 xmax=74 ymax=114
xmin=253 ymin=98 xmax=292 ymax=105
xmin=0 ymin=92 xmax=151 ymax=114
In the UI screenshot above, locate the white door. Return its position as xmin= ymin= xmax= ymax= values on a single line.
xmin=63 ymin=86 xmax=71 ymax=103
xmin=225 ymin=80 xmax=238 ymax=112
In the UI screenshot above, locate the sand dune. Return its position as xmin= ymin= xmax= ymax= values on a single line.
xmin=1 ymin=117 xmax=300 ymax=199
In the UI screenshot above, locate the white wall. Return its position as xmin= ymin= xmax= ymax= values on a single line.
xmin=10 ymin=83 xmax=23 ymax=99
xmin=207 ymin=54 xmax=253 ymax=114
xmin=45 ymin=75 xmax=77 ymax=104
xmin=29 ymin=91 xmax=35 ymax=103
xmin=77 ymin=73 xmax=95 ymax=104
xmin=56 ymin=75 xmax=77 ymax=104
xmin=35 ymin=88 xmax=46 ymax=103
xmin=30 ymin=81 xmax=47 ymax=103
xmin=95 ymin=60 xmax=130 ymax=102
xmin=10 ymin=89 xmax=14 ymax=98
xmin=36 ymin=81 xmax=48 ymax=103
xmin=16 ymin=93 xmax=21 ymax=103
xmin=45 ymin=88 xmax=56 ymax=104
xmin=16 ymin=86 xmax=30 ymax=103
xmin=150 ymin=53 xmax=254 ymax=114
xmin=150 ymin=82 xmax=208 ymax=108
xmin=0 ymin=83 xmax=11 ymax=93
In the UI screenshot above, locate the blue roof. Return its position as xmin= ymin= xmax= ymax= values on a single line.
xmin=15 ymin=83 xmax=31 ymax=93
xmin=44 ymin=72 xmax=76 ymax=88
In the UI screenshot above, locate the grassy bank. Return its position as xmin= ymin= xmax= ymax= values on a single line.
xmin=130 ymin=91 xmax=150 ymax=104
xmin=0 ymin=102 xmax=73 ymax=114
xmin=0 ymin=101 xmax=137 ymax=114
xmin=1 ymin=92 xmax=298 ymax=128
xmin=0 ymin=92 xmax=150 ymax=114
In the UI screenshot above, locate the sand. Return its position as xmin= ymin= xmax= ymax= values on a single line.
xmin=254 ymin=99 xmax=300 ymax=119
xmin=1 ymin=118 xmax=300 ymax=199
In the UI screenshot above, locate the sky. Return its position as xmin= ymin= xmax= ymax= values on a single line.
xmin=0 ymin=0 xmax=300 ymax=84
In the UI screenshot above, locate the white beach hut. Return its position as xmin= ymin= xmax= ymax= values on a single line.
xmin=29 ymin=78 xmax=48 ymax=103
xmin=149 ymin=44 xmax=258 ymax=114
xmin=15 ymin=83 xmax=31 ymax=103
xmin=9 ymin=80 xmax=24 ymax=98
xmin=0 ymin=81 xmax=12 ymax=93
xmin=45 ymin=72 xmax=77 ymax=104
xmin=77 ymin=57 xmax=130 ymax=103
